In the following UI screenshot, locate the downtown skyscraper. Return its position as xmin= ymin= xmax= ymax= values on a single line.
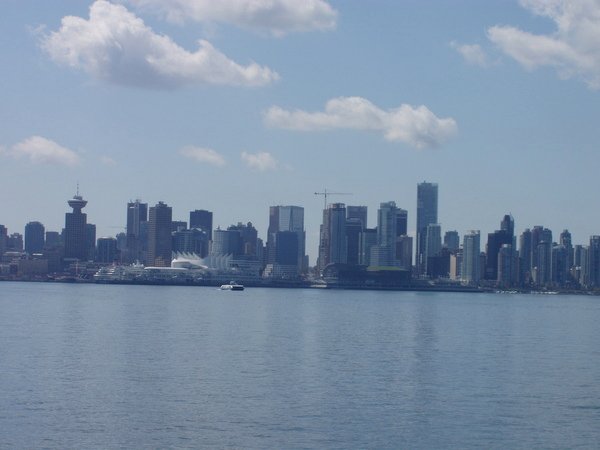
xmin=64 ymin=192 xmax=89 ymax=261
xmin=318 ymin=203 xmax=347 ymax=271
xmin=147 ymin=201 xmax=172 ymax=267
xmin=416 ymin=182 xmax=438 ymax=275
xmin=126 ymin=199 xmax=148 ymax=263
xmin=266 ymin=205 xmax=306 ymax=273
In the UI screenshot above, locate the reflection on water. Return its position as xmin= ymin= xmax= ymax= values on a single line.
xmin=1 ymin=283 xmax=600 ymax=448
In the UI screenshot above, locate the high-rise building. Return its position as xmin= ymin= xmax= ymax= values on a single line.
xmin=497 ymin=244 xmax=517 ymax=287
xmin=126 ymin=200 xmax=148 ymax=263
xmin=519 ymin=228 xmax=532 ymax=285
xmin=345 ymin=219 xmax=363 ymax=265
xmin=551 ymin=244 xmax=569 ymax=287
xmin=228 ymin=222 xmax=258 ymax=257
xmin=587 ymin=236 xmax=600 ymax=288
xmin=560 ymin=229 xmax=574 ymax=271
xmin=444 ymin=230 xmax=460 ymax=252
xmin=0 ymin=225 xmax=7 ymax=256
xmin=346 ymin=206 xmax=368 ymax=229
xmin=462 ymin=230 xmax=481 ymax=285
xmin=318 ymin=203 xmax=347 ymax=270
xmin=44 ymin=231 xmax=61 ymax=249
xmin=211 ymin=228 xmax=244 ymax=257
xmin=64 ymin=192 xmax=89 ymax=261
xmin=370 ymin=201 xmax=399 ymax=267
xmin=535 ymin=240 xmax=553 ymax=287
xmin=425 ymin=223 xmax=442 ymax=277
xmin=359 ymin=228 xmax=377 ymax=266
xmin=369 ymin=202 xmax=411 ymax=269
xmin=7 ymin=233 xmax=23 ymax=252
xmin=148 ymin=201 xmax=172 ymax=267
xmin=396 ymin=209 xmax=408 ymax=236
xmin=189 ymin=210 xmax=213 ymax=241
xmin=171 ymin=221 xmax=187 ymax=232
xmin=267 ymin=205 xmax=306 ymax=272
xmin=172 ymin=228 xmax=208 ymax=256
xmin=96 ymin=237 xmax=118 ymax=263
xmin=485 ymin=215 xmax=514 ymax=281
xmin=86 ymin=223 xmax=96 ymax=261
xmin=416 ymin=182 xmax=438 ymax=275
xmin=396 ymin=235 xmax=413 ymax=270
xmin=25 ymin=221 xmax=45 ymax=254
xmin=531 ymin=227 xmax=552 ymax=287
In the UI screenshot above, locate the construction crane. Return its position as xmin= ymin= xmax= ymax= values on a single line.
xmin=314 ymin=188 xmax=352 ymax=209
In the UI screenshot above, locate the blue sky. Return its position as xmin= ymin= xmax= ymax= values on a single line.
xmin=1 ymin=0 xmax=600 ymax=262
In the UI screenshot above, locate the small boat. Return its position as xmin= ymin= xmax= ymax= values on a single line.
xmin=220 ymin=281 xmax=244 ymax=291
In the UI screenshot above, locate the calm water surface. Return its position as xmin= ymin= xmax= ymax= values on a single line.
xmin=1 ymin=282 xmax=600 ymax=448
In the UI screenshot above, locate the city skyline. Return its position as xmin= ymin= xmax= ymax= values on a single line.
xmin=1 ymin=185 xmax=598 ymax=261
xmin=2 ymin=1 xmax=600 ymax=263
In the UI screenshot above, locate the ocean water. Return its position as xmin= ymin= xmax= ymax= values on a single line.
xmin=1 ymin=282 xmax=600 ymax=449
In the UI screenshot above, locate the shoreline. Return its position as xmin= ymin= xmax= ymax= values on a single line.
xmin=1 ymin=277 xmax=596 ymax=295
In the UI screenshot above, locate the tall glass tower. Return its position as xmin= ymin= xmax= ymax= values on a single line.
xmin=416 ymin=182 xmax=438 ymax=275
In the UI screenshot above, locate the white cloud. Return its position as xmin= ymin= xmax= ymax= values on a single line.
xmin=41 ymin=0 xmax=279 ymax=89
xmin=180 ymin=146 xmax=226 ymax=166
xmin=125 ymin=0 xmax=337 ymax=36
xmin=264 ymin=96 xmax=458 ymax=149
xmin=100 ymin=155 xmax=117 ymax=165
xmin=487 ymin=0 xmax=600 ymax=89
xmin=2 ymin=136 xmax=81 ymax=167
xmin=241 ymin=151 xmax=278 ymax=171
xmin=451 ymin=41 xmax=490 ymax=67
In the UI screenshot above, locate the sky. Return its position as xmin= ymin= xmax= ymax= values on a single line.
xmin=1 ymin=0 xmax=600 ymax=263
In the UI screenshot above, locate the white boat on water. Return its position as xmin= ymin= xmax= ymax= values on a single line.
xmin=220 ymin=281 xmax=244 ymax=291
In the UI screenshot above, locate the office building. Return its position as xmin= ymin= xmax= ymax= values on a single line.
xmin=267 ymin=205 xmax=306 ymax=272
xmin=345 ymin=218 xmax=363 ymax=265
xmin=416 ymin=182 xmax=438 ymax=275
xmin=462 ymin=230 xmax=481 ymax=285
xmin=444 ymin=230 xmax=460 ymax=252
xmin=97 ymin=237 xmax=118 ymax=263
xmin=359 ymin=228 xmax=377 ymax=266
xmin=25 ymin=221 xmax=45 ymax=254
xmin=346 ymin=206 xmax=368 ymax=229
xmin=318 ymin=203 xmax=347 ymax=270
xmin=172 ymin=228 xmax=209 ymax=256
xmin=64 ymin=192 xmax=89 ymax=261
xmin=171 ymin=221 xmax=187 ymax=232
xmin=228 ymin=222 xmax=258 ymax=258
xmin=126 ymin=200 xmax=148 ymax=263
xmin=424 ymin=223 xmax=442 ymax=276
xmin=587 ymin=236 xmax=600 ymax=288
xmin=551 ymin=244 xmax=569 ymax=287
xmin=485 ymin=214 xmax=514 ymax=281
xmin=0 ymin=225 xmax=6 ymax=256
xmin=560 ymin=229 xmax=574 ymax=271
xmin=519 ymin=228 xmax=532 ymax=285
xmin=189 ymin=210 xmax=213 ymax=241
xmin=147 ymin=201 xmax=172 ymax=267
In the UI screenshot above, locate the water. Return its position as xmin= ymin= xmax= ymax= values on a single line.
xmin=1 ymin=282 xmax=600 ymax=449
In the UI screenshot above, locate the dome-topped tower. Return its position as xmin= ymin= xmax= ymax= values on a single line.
xmin=68 ymin=194 xmax=87 ymax=212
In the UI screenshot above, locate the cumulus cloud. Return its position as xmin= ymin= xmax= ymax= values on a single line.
xmin=41 ymin=0 xmax=279 ymax=89
xmin=451 ymin=41 xmax=490 ymax=67
xmin=487 ymin=0 xmax=600 ymax=89
xmin=125 ymin=0 xmax=337 ymax=36
xmin=180 ymin=146 xmax=226 ymax=166
xmin=1 ymin=136 xmax=81 ymax=167
xmin=241 ymin=151 xmax=278 ymax=171
xmin=264 ymin=96 xmax=457 ymax=149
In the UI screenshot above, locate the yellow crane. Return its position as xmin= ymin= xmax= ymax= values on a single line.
xmin=314 ymin=189 xmax=352 ymax=210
